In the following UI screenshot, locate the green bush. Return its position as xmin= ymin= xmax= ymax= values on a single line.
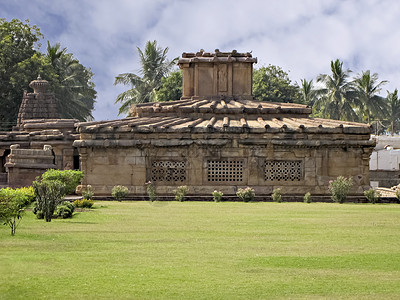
xmin=81 ymin=185 xmax=94 ymax=200
xmin=41 ymin=169 xmax=83 ymax=195
xmin=56 ymin=201 xmax=75 ymax=219
xmin=112 ymin=185 xmax=129 ymax=201
xmin=304 ymin=192 xmax=312 ymax=203
xmin=174 ymin=186 xmax=189 ymax=202
xmin=73 ymin=198 xmax=94 ymax=208
xmin=0 ymin=187 xmax=35 ymax=207
xmin=33 ymin=179 xmax=66 ymax=222
xmin=329 ymin=176 xmax=353 ymax=203
xmin=145 ymin=181 xmax=157 ymax=202
xmin=212 ymin=190 xmax=223 ymax=202
xmin=272 ymin=188 xmax=283 ymax=203
xmin=364 ymin=188 xmax=381 ymax=204
xmin=0 ymin=188 xmax=27 ymax=235
xmin=396 ymin=190 xmax=400 ymax=201
xmin=236 ymin=187 xmax=255 ymax=202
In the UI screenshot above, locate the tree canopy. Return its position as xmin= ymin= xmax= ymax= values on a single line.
xmin=156 ymin=70 xmax=182 ymax=102
xmin=253 ymin=65 xmax=301 ymax=103
xmin=0 ymin=18 xmax=96 ymax=130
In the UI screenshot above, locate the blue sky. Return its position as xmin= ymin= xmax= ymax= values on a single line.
xmin=3 ymin=0 xmax=400 ymax=121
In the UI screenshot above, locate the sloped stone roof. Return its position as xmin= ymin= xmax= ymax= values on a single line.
xmin=77 ymin=98 xmax=372 ymax=135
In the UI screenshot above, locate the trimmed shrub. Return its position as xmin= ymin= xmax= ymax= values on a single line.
xmin=329 ymin=176 xmax=353 ymax=203
xmin=56 ymin=201 xmax=75 ymax=219
xmin=272 ymin=188 xmax=282 ymax=203
xmin=112 ymin=185 xmax=129 ymax=201
xmin=73 ymin=198 xmax=94 ymax=208
xmin=396 ymin=190 xmax=400 ymax=201
xmin=364 ymin=188 xmax=381 ymax=204
xmin=236 ymin=187 xmax=255 ymax=202
xmin=174 ymin=186 xmax=189 ymax=202
xmin=212 ymin=190 xmax=223 ymax=202
xmin=33 ymin=179 xmax=66 ymax=222
xmin=81 ymin=185 xmax=94 ymax=200
xmin=41 ymin=169 xmax=83 ymax=195
xmin=145 ymin=181 xmax=157 ymax=202
xmin=304 ymin=192 xmax=312 ymax=203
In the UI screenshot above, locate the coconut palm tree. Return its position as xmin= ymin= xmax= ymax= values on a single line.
xmin=299 ymin=78 xmax=317 ymax=105
xmin=386 ymin=89 xmax=400 ymax=135
xmin=45 ymin=42 xmax=96 ymax=121
xmin=353 ymin=70 xmax=388 ymax=124
xmin=114 ymin=40 xmax=178 ymax=116
xmin=315 ymin=59 xmax=358 ymax=121
xmin=46 ymin=41 xmax=67 ymax=67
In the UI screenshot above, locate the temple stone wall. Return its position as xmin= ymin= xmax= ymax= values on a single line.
xmin=79 ymin=139 xmax=371 ymax=196
xmin=5 ymin=144 xmax=56 ymax=187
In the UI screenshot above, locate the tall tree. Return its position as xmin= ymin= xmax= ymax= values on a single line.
xmin=253 ymin=65 xmax=300 ymax=103
xmin=315 ymin=59 xmax=358 ymax=121
xmin=299 ymin=78 xmax=318 ymax=105
xmin=0 ymin=18 xmax=43 ymax=130
xmin=45 ymin=42 xmax=96 ymax=121
xmin=156 ymin=70 xmax=182 ymax=101
xmin=114 ymin=40 xmax=178 ymax=115
xmin=386 ymin=89 xmax=400 ymax=135
xmin=353 ymin=70 xmax=388 ymax=124
xmin=0 ymin=19 xmax=96 ymax=130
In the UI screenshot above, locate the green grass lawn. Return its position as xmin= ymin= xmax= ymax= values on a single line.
xmin=1 ymin=201 xmax=400 ymax=299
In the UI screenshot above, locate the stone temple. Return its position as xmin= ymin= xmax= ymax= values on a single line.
xmin=1 ymin=50 xmax=375 ymax=199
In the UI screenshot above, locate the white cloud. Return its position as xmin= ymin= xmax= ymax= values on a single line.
xmin=3 ymin=0 xmax=400 ymax=120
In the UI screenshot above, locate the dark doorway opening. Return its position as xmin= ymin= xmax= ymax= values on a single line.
xmin=73 ymin=148 xmax=80 ymax=170
xmin=1 ymin=149 xmax=10 ymax=173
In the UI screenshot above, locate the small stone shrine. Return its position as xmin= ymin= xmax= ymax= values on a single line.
xmin=0 ymin=76 xmax=78 ymax=187
xmin=74 ymin=50 xmax=375 ymax=197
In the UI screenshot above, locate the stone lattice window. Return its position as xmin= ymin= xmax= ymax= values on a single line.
xmin=151 ymin=161 xmax=186 ymax=182
xmin=207 ymin=160 xmax=243 ymax=182
xmin=264 ymin=160 xmax=302 ymax=181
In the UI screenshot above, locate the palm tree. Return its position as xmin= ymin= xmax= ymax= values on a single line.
xmin=353 ymin=70 xmax=388 ymax=124
xmin=46 ymin=41 xmax=67 ymax=67
xmin=114 ymin=40 xmax=178 ymax=116
xmin=299 ymin=78 xmax=317 ymax=105
xmin=315 ymin=59 xmax=358 ymax=121
xmin=386 ymin=89 xmax=400 ymax=135
xmin=45 ymin=42 xmax=96 ymax=121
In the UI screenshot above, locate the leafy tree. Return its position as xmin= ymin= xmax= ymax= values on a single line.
xmin=156 ymin=70 xmax=182 ymax=101
xmin=353 ymin=70 xmax=388 ymax=124
xmin=0 ymin=19 xmax=96 ymax=130
xmin=253 ymin=65 xmax=300 ymax=103
xmin=385 ymin=89 xmax=400 ymax=135
xmin=0 ymin=188 xmax=27 ymax=235
xmin=0 ymin=18 xmax=43 ymax=129
xmin=315 ymin=59 xmax=358 ymax=121
xmin=114 ymin=40 xmax=178 ymax=115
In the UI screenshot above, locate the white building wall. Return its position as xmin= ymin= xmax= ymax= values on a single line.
xmin=370 ymin=149 xmax=400 ymax=170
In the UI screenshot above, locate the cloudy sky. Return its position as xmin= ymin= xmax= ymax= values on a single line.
xmin=3 ymin=0 xmax=400 ymax=121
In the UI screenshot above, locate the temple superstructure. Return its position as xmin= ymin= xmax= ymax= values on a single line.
xmin=73 ymin=50 xmax=374 ymax=197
